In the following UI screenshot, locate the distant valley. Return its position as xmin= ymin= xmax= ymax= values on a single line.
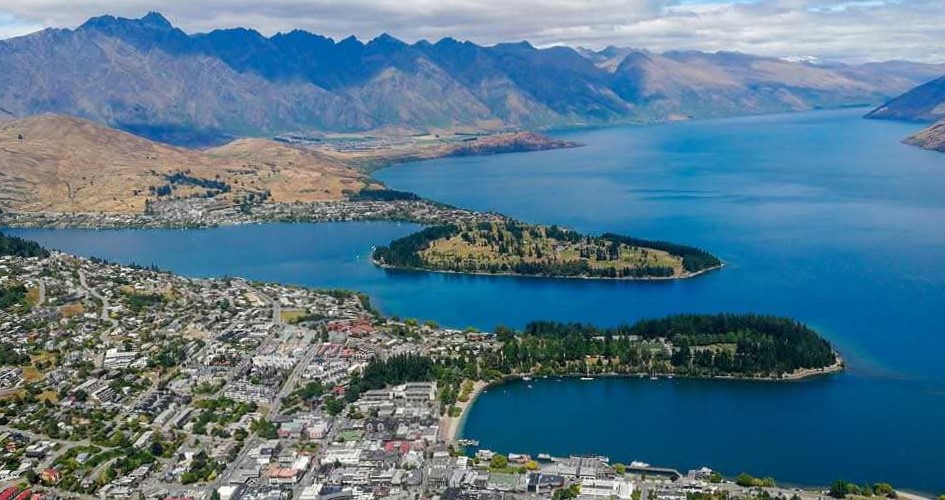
xmin=2 ymin=12 xmax=945 ymax=146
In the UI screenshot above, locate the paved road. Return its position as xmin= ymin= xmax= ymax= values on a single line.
xmin=212 ymin=433 xmax=259 ymax=488
xmin=214 ymin=331 xmax=328 ymax=490
xmin=78 ymin=269 xmax=112 ymax=323
xmin=78 ymin=269 xmax=118 ymax=353
xmin=269 ymin=336 xmax=324 ymax=417
xmin=241 ymin=282 xmax=282 ymax=326
xmin=35 ymin=278 xmax=45 ymax=306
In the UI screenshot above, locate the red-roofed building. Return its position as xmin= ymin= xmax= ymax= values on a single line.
xmin=265 ymin=465 xmax=299 ymax=485
xmin=0 ymin=486 xmax=18 ymax=500
xmin=327 ymin=320 xmax=375 ymax=338
xmin=40 ymin=468 xmax=61 ymax=485
xmin=383 ymin=440 xmax=411 ymax=455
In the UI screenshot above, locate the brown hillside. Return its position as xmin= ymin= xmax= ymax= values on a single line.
xmin=904 ymin=120 xmax=945 ymax=152
xmin=0 ymin=115 xmax=373 ymax=214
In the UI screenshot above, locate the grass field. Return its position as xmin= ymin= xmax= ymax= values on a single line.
xmin=38 ymin=390 xmax=59 ymax=403
xmin=22 ymin=365 xmax=42 ymax=383
xmin=420 ymin=222 xmax=684 ymax=276
xmin=24 ymin=285 xmax=40 ymax=307
xmin=280 ymin=309 xmax=309 ymax=323
xmin=59 ymin=302 xmax=85 ymax=317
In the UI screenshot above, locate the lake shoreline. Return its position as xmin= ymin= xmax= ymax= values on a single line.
xmin=0 ymin=134 xmax=580 ymax=229
xmin=443 ymin=380 xmax=490 ymax=442
xmin=374 ymin=260 xmax=725 ymax=282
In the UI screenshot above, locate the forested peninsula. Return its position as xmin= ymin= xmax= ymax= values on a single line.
xmin=488 ymin=314 xmax=843 ymax=379
xmin=372 ymin=220 xmax=722 ymax=280
xmin=333 ymin=313 xmax=843 ymax=416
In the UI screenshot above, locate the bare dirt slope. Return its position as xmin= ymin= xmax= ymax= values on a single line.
xmin=904 ymin=120 xmax=945 ymax=152
xmin=0 ymin=115 xmax=373 ymax=214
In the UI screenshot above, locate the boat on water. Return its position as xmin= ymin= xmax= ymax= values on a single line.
xmin=522 ymin=376 xmax=532 ymax=381
xmin=537 ymin=453 xmax=553 ymax=461
xmin=580 ymin=377 xmax=594 ymax=381
xmin=649 ymin=375 xmax=658 ymax=380
xmin=527 ymin=384 xmax=533 ymax=388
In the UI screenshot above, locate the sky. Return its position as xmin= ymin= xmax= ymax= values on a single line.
xmin=0 ymin=0 xmax=943 ymax=63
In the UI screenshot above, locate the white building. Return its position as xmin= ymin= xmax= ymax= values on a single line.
xmin=323 ymin=447 xmax=362 ymax=466
xmin=252 ymin=355 xmax=295 ymax=370
xmin=579 ymin=478 xmax=635 ymax=499
xmin=103 ymin=348 xmax=138 ymax=369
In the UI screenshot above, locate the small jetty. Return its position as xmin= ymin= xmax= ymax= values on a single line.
xmin=628 ymin=462 xmax=683 ymax=481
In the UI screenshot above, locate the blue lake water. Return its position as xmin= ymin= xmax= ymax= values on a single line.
xmin=7 ymin=108 xmax=945 ymax=492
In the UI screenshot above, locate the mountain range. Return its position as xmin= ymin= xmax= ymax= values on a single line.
xmin=3 ymin=12 xmax=945 ymax=146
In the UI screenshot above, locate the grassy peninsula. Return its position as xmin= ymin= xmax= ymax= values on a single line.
xmin=373 ymin=220 xmax=722 ymax=279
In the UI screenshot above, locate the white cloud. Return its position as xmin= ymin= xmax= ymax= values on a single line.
xmin=0 ymin=13 xmax=43 ymax=39
xmin=0 ymin=0 xmax=942 ymax=63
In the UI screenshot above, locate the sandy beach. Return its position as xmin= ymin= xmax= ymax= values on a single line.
xmin=440 ymin=380 xmax=490 ymax=442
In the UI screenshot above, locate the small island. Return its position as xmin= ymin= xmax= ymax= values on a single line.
xmin=373 ymin=220 xmax=722 ymax=279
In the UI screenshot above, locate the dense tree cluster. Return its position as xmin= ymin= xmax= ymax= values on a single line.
xmin=830 ymin=480 xmax=898 ymax=499
xmin=122 ymin=291 xmax=166 ymax=313
xmin=0 ymin=343 xmax=29 ymax=366
xmin=164 ymin=172 xmax=231 ymax=193
xmin=373 ymin=225 xmax=460 ymax=268
xmin=630 ymin=314 xmax=838 ymax=374
xmin=150 ymin=172 xmax=235 ymax=198
xmin=346 ymin=354 xmax=436 ymax=400
xmin=483 ymin=314 xmax=838 ymax=378
xmin=736 ymin=473 xmax=776 ymax=488
xmin=373 ymin=221 xmax=721 ymax=279
xmin=0 ymin=284 xmax=26 ymax=310
xmin=0 ymin=232 xmax=49 ymax=258
xmin=349 ymin=189 xmax=421 ymax=202
xmin=149 ymin=184 xmax=173 ymax=197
